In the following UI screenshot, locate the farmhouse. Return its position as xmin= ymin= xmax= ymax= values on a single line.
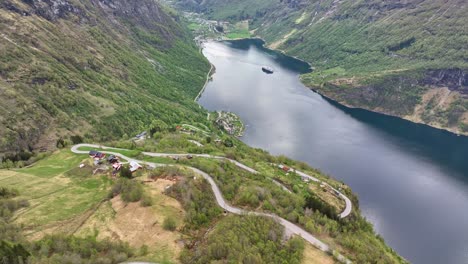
xmin=89 ymin=150 xmax=106 ymax=160
xmin=107 ymin=155 xmax=119 ymax=164
xmin=134 ymin=131 xmax=147 ymax=140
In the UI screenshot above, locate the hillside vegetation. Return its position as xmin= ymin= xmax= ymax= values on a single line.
xmin=0 ymin=0 xmax=210 ymax=155
xmin=175 ymin=0 xmax=468 ymax=135
xmin=1 ymin=122 xmax=406 ymax=263
xmin=0 ymin=1 xmax=408 ymax=263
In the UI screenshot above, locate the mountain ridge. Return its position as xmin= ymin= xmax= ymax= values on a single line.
xmin=0 ymin=0 xmax=210 ymax=155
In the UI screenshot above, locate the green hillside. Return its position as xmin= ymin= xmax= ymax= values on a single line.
xmin=0 ymin=1 xmax=427 ymax=263
xmin=175 ymin=0 xmax=468 ymax=135
xmin=0 ymin=0 xmax=210 ymax=154
xmin=0 ymin=126 xmax=406 ymax=263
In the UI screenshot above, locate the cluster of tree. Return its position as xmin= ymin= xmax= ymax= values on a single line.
xmin=0 ymin=187 xmax=29 ymax=224
xmin=56 ymin=135 xmax=85 ymax=149
xmin=1 ymin=152 xmax=33 ymax=164
xmin=152 ymin=147 xmax=308 ymax=262
xmin=119 ymin=165 xmax=133 ymax=179
xmin=2 ymin=234 xmax=140 ymax=264
xmin=182 ymin=158 xmax=305 ymax=219
xmin=0 ymin=151 xmax=54 ymax=170
xmin=27 ymin=235 xmax=134 ymax=264
xmin=108 ymin=178 xmax=152 ymax=207
xmin=181 ymin=215 xmax=304 ymax=264
xmin=100 ymin=133 xmax=401 ymax=262
xmin=180 ymin=157 xmax=403 ymax=263
xmin=165 ymin=176 xmax=222 ymax=231
xmin=149 ymin=166 xmax=182 ymax=180
xmin=0 ymin=187 xmax=30 ymax=263
xmin=304 ymin=189 xmax=339 ymax=221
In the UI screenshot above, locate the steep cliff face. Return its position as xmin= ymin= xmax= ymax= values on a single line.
xmin=423 ymin=69 xmax=468 ymax=93
xmin=0 ymin=0 xmax=210 ymax=154
xmin=176 ymin=0 xmax=468 ymax=134
xmin=20 ymin=0 xmax=86 ymax=21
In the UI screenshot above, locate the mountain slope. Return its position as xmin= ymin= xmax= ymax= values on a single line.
xmin=0 ymin=0 xmax=210 ymax=154
xmin=175 ymin=0 xmax=468 ymax=135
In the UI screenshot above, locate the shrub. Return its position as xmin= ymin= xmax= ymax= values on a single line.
xmin=0 ymin=241 xmax=30 ymax=264
xmin=163 ymin=216 xmax=177 ymax=231
xmin=109 ymin=179 xmax=143 ymax=203
xmin=56 ymin=138 xmax=66 ymax=148
xmin=119 ymin=165 xmax=133 ymax=179
xmin=149 ymin=166 xmax=182 ymax=179
xmin=140 ymin=195 xmax=153 ymax=207
xmin=29 ymin=235 xmax=134 ymax=263
xmin=223 ymin=138 xmax=234 ymax=147
xmin=70 ymin=135 xmax=83 ymax=144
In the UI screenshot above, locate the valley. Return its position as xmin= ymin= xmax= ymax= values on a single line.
xmin=175 ymin=0 xmax=468 ymax=136
xmin=1 ymin=0 xmax=467 ymax=263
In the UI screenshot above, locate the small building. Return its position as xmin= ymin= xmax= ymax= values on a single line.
xmin=94 ymin=152 xmax=106 ymax=160
xmin=89 ymin=150 xmax=105 ymax=160
xmin=301 ymin=176 xmax=311 ymax=183
xmin=89 ymin=150 xmax=98 ymax=158
xmin=129 ymin=161 xmax=142 ymax=173
xmin=135 ymin=131 xmax=147 ymax=140
xmin=107 ymin=155 xmax=118 ymax=164
xmin=112 ymin=162 xmax=122 ymax=176
xmin=112 ymin=162 xmax=122 ymax=170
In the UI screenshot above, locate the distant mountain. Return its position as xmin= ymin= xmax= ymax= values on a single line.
xmin=176 ymin=0 xmax=468 ymax=135
xmin=0 ymin=0 xmax=210 ymax=154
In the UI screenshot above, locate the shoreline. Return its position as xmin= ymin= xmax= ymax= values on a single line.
xmin=224 ymin=36 xmax=313 ymax=71
xmin=194 ymin=56 xmax=215 ymax=102
xmin=232 ymin=36 xmax=466 ymax=138
xmin=309 ymin=87 xmax=467 ymax=138
xmin=196 ymin=36 xmax=467 ymax=138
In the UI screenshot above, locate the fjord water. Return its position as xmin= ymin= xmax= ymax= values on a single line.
xmin=198 ymin=39 xmax=468 ymax=264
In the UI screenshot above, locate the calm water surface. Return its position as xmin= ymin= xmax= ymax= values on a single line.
xmin=198 ymin=39 xmax=468 ymax=264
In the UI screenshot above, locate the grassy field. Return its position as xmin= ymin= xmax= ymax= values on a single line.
xmin=0 ymin=150 xmax=112 ymax=237
xmin=1 ymin=148 xmax=185 ymax=262
xmin=226 ymin=21 xmax=251 ymax=39
xmin=188 ymin=23 xmax=202 ymax=31
xmin=302 ymin=242 xmax=336 ymax=264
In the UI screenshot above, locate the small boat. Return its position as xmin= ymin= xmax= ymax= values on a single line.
xmin=262 ymin=66 xmax=274 ymax=74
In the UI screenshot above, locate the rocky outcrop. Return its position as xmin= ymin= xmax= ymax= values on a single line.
xmin=21 ymin=0 xmax=86 ymax=21
xmin=93 ymin=0 xmax=180 ymax=44
xmin=422 ymin=69 xmax=468 ymax=94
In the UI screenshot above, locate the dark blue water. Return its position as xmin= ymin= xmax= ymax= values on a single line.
xmin=198 ymin=39 xmax=468 ymax=264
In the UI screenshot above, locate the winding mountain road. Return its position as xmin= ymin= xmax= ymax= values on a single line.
xmin=71 ymin=144 xmax=352 ymax=263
